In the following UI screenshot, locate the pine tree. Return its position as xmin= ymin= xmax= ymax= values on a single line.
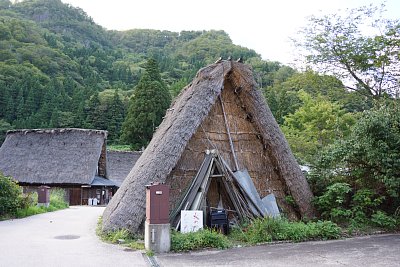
xmin=107 ymin=90 xmax=125 ymax=143
xmin=0 ymin=81 xmax=8 ymax=119
xmin=85 ymin=92 xmax=101 ymax=128
xmin=37 ymin=83 xmax=57 ymax=126
xmin=121 ymin=58 xmax=171 ymax=150
xmin=15 ymin=87 xmax=25 ymax=120
xmin=70 ymin=88 xmax=86 ymax=127
xmin=25 ymin=89 xmax=36 ymax=117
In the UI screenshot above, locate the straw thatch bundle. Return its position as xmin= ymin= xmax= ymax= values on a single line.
xmin=0 ymin=128 xmax=107 ymax=184
xmin=102 ymin=61 xmax=315 ymax=233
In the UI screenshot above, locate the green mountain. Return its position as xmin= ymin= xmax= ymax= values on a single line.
xmin=0 ymin=0 xmax=292 ymax=144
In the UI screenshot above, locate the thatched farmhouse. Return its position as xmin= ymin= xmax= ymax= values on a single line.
xmin=0 ymin=128 xmax=119 ymax=205
xmin=103 ymin=61 xmax=315 ymax=233
xmin=107 ymin=151 xmax=142 ymax=187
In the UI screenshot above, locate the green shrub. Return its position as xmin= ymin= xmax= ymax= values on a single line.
xmin=314 ymin=182 xmax=396 ymax=230
xmin=96 ymin=217 xmax=145 ymax=250
xmin=371 ymin=211 xmax=397 ymax=229
xmin=314 ymin=220 xmax=342 ymax=240
xmin=311 ymin=103 xmax=400 ymax=225
xmin=107 ymin=144 xmax=132 ymax=151
xmin=19 ymin=192 xmax=38 ymax=209
xmin=109 ymin=229 xmax=131 ymax=243
xmin=16 ymin=205 xmax=46 ymax=218
xmin=171 ymin=229 xmax=231 ymax=252
xmin=314 ymin=182 xmax=352 ymax=222
xmin=231 ymin=217 xmax=341 ymax=244
xmin=0 ymin=181 xmax=68 ymax=220
xmin=49 ymin=188 xmax=68 ymax=209
xmin=350 ymin=189 xmax=385 ymax=225
xmin=14 ymin=189 xmax=68 ymax=218
xmin=0 ymin=173 xmax=22 ymax=216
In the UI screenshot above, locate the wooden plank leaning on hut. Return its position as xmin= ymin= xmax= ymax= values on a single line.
xmin=170 ymin=149 xmax=276 ymax=230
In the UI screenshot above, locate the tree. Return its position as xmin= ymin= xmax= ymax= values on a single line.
xmin=298 ymin=4 xmax=400 ymax=98
xmin=265 ymin=70 xmax=367 ymax=125
xmin=106 ymin=90 xmax=125 ymax=143
xmin=310 ymin=101 xmax=400 ymax=218
xmin=0 ymin=0 xmax=11 ymax=9
xmin=85 ymin=92 xmax=101 ymax=128
xmin=169 ymin=78 xmax=188 ymax=98
xmin=282 ymin=90 xmax=355 ymax=164
xmin=121 ymin=58 xmax=171 ymax=149
xmin=0 ymin=119 xmax=13 ymax=145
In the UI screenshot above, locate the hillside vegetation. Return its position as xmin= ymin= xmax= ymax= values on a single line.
xmin=0 ymin=0 xmax=269 ymax=143
xmin=0 ymin=0 xmax=399 ymax=229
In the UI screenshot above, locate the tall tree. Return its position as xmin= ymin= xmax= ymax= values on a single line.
xmin=297 ymin=4 xmax=400 ymax=98
xmin=265 ymin=70 xmax=369 ymax=125
xmin=282 ymin=90 xmax=355 ymax=164
xmin=85 ymin=92 xmax=102 ymax=128
xmin=121 ymin=58 xmax=171 ymax=150
xmin=106 ymin=90 xmax=125 ymax=143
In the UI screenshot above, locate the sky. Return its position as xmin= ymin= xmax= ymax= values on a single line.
xmin=61 ymin=0 xmax=399 ymax=65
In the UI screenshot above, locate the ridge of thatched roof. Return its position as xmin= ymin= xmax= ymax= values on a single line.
xmin=0 ymin=128 xmax=107 ymax=185
xmin=103 ymin=61 xmax=314 ymax=233
xmin=6 ymin=128 xmax=108 ymax=136
xmin=107 ymin=150 xmax=142 ymax=187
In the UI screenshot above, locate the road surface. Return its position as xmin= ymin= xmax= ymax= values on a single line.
xmin=0 ymin=206 xmax=147 ymax=267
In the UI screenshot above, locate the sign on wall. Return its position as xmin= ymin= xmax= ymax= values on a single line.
xmin=180 ymin=210 xmax=203 ymax=233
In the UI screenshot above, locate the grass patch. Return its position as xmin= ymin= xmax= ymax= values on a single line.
xmin=13 ymin=188 xmax=69 ymax=219
xmin=96 ymin=217 xmax=145 ymax=250
xmin=146 ymin=250 xmax=155 ymax=257
xmin=229 ymin=217 xmax=341 ymax=244
xmin=107 ymin=145 xmax=133 ymax=152
xmin=171 ymin=229 xmax=231 ymax=252
xmin=15 ymin=205 xmax=47 ymax=218
xmin=96 ymin=217 xmax=343 ymax=253
xmin=48 ymin=188 xmax=69 ymax=210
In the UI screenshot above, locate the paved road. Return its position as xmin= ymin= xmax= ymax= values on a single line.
xmin=156 ymin=234 xmax=400 ymax=267
xmin=0 ymin=206 xmax=147 ymax=267
xmin=1 ymin=207 xmax=399 ymax=267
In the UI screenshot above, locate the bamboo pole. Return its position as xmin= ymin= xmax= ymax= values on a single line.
xmin=219 ymin=95 xmax=240 ymax=171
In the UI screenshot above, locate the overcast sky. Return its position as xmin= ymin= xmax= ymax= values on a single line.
xmin=61 ymin=0 xmax=399 ymax=65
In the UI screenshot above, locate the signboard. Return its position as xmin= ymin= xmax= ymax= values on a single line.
xmin=180 ymin=210 xmax=203 ymax=233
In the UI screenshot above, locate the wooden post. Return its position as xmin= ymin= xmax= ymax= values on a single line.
xmin=219 ymin=95 xmax=240 ymax=171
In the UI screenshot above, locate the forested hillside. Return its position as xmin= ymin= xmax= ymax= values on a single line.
xmin=0 ymin=0 xmax=276 ymax=143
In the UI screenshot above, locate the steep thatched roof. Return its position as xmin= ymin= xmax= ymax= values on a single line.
xmin=103 ymin=61 xmax=315 ymax=233
xmin=107 ymin=151 xmax=142 ymax=187
xmin=0 ymin=128 xmax=107 ymax=185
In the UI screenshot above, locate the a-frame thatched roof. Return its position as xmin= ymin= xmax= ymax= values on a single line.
xmin=102 ymin=61 xmax=315 ymax=233
xmin=0 ymin=128 xmax=108 ymax=185
xmin=107 ymin=151 xmax=142 ymax=187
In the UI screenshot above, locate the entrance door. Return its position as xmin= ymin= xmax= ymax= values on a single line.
xmin=69 ymin=188 xmax=81 ymax=205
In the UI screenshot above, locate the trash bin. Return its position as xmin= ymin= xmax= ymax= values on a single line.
xmin=210 ymin=209 xmax=229 ymax=234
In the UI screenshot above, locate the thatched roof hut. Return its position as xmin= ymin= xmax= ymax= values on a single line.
xmin=107 ymin=151 xmax=142 ymax=187
xmin=0 ymin=128 xmax=109 ymax=185
xmin=103 ymin=61 xmax=315 ymax=233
